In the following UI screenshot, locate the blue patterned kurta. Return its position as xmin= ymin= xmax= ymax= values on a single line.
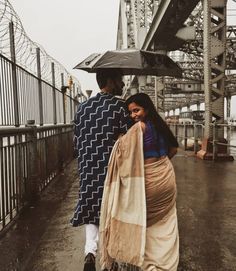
xmin=71 ymin=92 xmax=131 ymax=226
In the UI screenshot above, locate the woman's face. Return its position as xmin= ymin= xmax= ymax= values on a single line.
xmin=128 ymin=102 xmax=148 ymax=122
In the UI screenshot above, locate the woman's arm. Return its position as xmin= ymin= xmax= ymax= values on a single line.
xmin=168 ymin=147 xmax=178 ymax=159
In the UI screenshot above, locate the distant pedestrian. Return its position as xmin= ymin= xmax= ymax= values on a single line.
xmin=71 ymin=69 xmax=131 ymax=271
xmin=100 ymin=93 xmax=179 ymax=270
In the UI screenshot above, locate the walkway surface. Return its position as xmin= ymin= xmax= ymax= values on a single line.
xmin=0 ymin=150 xmax=236 ymax=271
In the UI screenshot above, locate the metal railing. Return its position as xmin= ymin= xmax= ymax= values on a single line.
xmin=0 ymin=124 xmax=74 ymax=233
xmin=0 ymin=2 xmax=85 ymax=234
xmin=0 ymin=1 xmax=87 ymax=126
xmin=0 ymin=50 xmax=81 ymax=126
xmin=169 ymin=123 xmax=236 ymax=160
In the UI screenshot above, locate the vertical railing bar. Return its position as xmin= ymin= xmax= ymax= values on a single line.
xmin=41 ymin=83 xmax=44 ymax=124
xmin=15 ymin=134 xmax=20 ymax=212
xmin=0 ymin=59 xmax=3 ymax=125
xmin=44 ymin=86 xmax=50 ymax=123
xmin=31 ymin=75 xmax=36 ymax=123
xmin=33 ymin=75 xmax=36 ymax=122
xmin=1 ymin=139 xmax=6 ymax=227
xmin=17 ymin=68 xmax=21 ymax=124
xmin=5 ymin=139 xmax=10 ymax=217
xmin=3 ymin=59 xmax=8 ymax=125
xmin=19 ymin=134 xmax=24 ymax=208
xmin=8 ymin=137 xmax=13 ymax=220
xmin=5 ymin=62 xmax=10 ymax=125
xmin=1 ymin=59 xmax=7 ymax=125
xmin=45 ymin=130 xmax=48 ymax=182
xmin=22 ymin=69 xmax=26 ymax=125
xmin=22 ymin=69 xmax=27 ymax=125
xmin=23 ymin=71 xmax=27 ymax=124
xmin=29 ymin=75 xmax=33 ymax=123
xmin=0 ymin=137 xmax=3 ymax=222
xmin=25 ymin=135 xmax=30 ymax=198
xmin=38 ymin=130 xmax=43 ymax=190
xmin=33 ymin=76 xmax=37 ymax=124
xmin=29 ymin=73 xmax=33 ymax=123
xmin=8 ymin=61 xmax=13 ymax=125
xmin=36 ymin=47 xmax=43 ymax=126
xmin=22 ymin=141 xmax=27 ymax=199
xmin=9 ymin=62 xmax=15 ymax=125
xmin=9 ymin=22 xmax=20 ymax=127
xmin=51 ymin=62 xmax=57 ymax=124
xmin=6 ymin=136 xmax=12 ymax=218
xmin=50 ymin=84 xmax=53 ymax=124
xmin=61 ymin=73 xmax=66 ymax=124
xmin=12 ymin=140 xmax=16 ymax=210
xmin=17 ymin=68 xmax=22 ymax=124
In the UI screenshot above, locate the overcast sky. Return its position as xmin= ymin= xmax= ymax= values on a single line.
xmin=10 ymin=0 xmax=120 ymax=92
xmin=9 ymin=0 xmax=236 ymax=116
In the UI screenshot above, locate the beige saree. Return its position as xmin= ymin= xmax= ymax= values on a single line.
xmin=99 ymin=122 xmax=179 ymax=270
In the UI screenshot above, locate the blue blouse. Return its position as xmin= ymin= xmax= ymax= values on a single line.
xmin=143 ymin=121 xmax=168 ymax=159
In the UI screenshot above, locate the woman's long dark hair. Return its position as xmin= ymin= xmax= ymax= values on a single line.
xmin=126 ymin=93 xmax=179 ymax=148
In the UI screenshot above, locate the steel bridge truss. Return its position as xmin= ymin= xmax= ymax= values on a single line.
xmin=117 ymin=0 xmax=235 ymax=133
xmin=117 ymin=0 xmax=159 ymax=49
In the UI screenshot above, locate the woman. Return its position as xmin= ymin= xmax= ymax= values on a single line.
xmin=126 ymin=93 xmax=179 ymax=271
xmin=99 ymin=93 xmax=179 ymax=271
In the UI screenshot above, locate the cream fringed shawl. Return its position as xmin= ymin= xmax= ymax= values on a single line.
xmin=99 ymin=122 xmax=146 ymax=269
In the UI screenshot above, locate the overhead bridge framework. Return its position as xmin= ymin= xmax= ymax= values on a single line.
xmin=117 ymin=0 xmax=234 ymax=159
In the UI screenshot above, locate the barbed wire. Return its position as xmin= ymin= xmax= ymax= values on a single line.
xmin=0 ymin=0 xmax=81 ymax=95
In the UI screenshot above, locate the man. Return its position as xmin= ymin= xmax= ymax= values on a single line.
xmin=71 ymin=69 xmax=131 ymax=271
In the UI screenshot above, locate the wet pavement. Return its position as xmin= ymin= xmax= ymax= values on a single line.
xmin=0 ymin=150 xmax=235 ymax=271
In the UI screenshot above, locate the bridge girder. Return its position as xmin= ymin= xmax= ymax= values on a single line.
xmin=117 ymin=0 xmax=234 ymax=128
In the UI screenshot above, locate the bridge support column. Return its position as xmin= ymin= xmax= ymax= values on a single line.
xmin=197 ymin=0 xmax=233 ymax=161
xmin=155 ymin=78 xmax=165 ymax=113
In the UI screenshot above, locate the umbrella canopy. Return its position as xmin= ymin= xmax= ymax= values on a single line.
xmin=74 ymin=49 xmax=182 ymax=77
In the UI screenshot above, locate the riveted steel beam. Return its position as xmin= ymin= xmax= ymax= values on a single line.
xmin=142 ymin=0 xmax=200 ymax=50
xmin=117 ymin=0 xmax=158 ymax=49
xmin=203 ymin=0 xmax=226 ymax=138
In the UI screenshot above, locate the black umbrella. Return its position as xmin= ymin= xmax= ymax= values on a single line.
xmin=74 ymin=49 xmax=182 ymax=77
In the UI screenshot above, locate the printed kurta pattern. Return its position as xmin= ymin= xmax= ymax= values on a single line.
xmin=71 ymin=92 xmax=130 ymax=226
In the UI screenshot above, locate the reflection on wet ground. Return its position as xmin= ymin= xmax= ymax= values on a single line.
xmin=176 ymin=152 xmax=236 ymax=271
xmin=0 ymin=151 xmax=235 ymax=271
